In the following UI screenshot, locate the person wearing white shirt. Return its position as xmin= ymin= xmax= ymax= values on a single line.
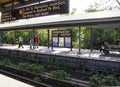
xmin=18 ymin=36 xmax=24 ymax=48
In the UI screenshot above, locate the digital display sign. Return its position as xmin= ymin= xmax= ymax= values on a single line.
xmin=1 ymin=0 xmax=69 ymax=22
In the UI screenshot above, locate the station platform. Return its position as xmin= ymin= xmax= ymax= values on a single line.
xmin=0 ymin=74 xmax=34 ymax=87
xmin=0 ymin=44 xmax=120 ymax=62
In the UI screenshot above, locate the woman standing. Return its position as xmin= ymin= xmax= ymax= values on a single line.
xmin=30 ymin=37 xmax=34 ymax=49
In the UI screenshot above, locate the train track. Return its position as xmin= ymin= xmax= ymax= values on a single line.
xmin=0 ymin=64 xmax=90 ymax=87
xmin=0 ymin=67 xmax=52 ymax=87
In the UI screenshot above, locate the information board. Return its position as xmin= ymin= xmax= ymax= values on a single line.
xmin=52 ymin=30 xmax=72 ymax=48
xmin=1 ymin=0 xmax=69 ymax=22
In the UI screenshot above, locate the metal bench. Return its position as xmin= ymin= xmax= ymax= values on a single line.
xmin=104 ymin=45 xmax=120 ymax=55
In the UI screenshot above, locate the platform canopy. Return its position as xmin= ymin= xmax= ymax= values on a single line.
xmin=0 ymin=10 xmax=120 ymax=31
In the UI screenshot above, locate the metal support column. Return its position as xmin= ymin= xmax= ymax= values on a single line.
xmin=78 ymin=26 xmax=81 ymax=54
xmin=0 ymin=32 xmax=3 ymax=46
xmin=90 ymin=28 xmax=93 ymax=52
xmin=51 ymin=30 xmax=53 ymax=51
xmin=48 ymin=29 xmax=50 ymax=49
xmin=32 ymin=28 xmax=35 ymax=49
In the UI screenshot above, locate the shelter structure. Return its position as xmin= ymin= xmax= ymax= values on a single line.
xmin=0 ymin=10 xmax=120 ymax=53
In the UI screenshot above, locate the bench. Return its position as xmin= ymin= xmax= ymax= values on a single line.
xmin=104 ymin=45 xmax=120 ymax=55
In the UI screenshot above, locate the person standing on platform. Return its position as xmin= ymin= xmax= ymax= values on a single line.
xmin=30 ymin=37 xmax=34 ymax=49
xmin=18 ymin=36 xmax=24 ymax=48
xmin=35 ymin=35 xmax=39 ymax=48
xmin=99 ymin=39 xmax=105 ymax=53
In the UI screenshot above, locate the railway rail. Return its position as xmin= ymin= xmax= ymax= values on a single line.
xmin=0 ymin=64 xmax=90 ymax=87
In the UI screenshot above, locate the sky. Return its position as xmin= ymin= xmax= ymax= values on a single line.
xmin=70 ymin=0 xmax=120 ymax=14
xmin=70 ymin=0 xmax=100 ymax=14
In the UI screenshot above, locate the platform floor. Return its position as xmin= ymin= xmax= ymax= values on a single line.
xmin=0 ymin=44 xmax=120 ymax=62
xmin=0 ymin=74 xmax=34 ymax=87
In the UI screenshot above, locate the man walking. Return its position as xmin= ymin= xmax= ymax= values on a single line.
xmin=18 ymin=36 xmax=24 ymax=48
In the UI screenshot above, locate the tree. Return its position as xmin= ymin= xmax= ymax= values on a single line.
xmin=85 ymin=0 xmax=120 ymax=13
xmin=70 ymin=8 xmax=76 ymax=15
xmin=115 ymin=0 xmax=120 ymax=6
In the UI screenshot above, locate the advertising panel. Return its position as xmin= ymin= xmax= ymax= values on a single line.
xmin=53 ymin=37 xmax=58 ymax=46
xmin=59 ymin=37 xmax=64 ymax=47
xmin=65 ymin=37 xmax=71 ymax=47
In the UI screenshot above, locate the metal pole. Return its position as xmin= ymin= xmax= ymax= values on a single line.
xmin=78 ymin=26 xmax=81 ymax=54
xmin=90 ymin=28 xmax=93 ymax=52
xmin=71 ymin=30 xmax=72 ymax=51
xmin=52 ymin=30 xmax=53 ymax=51
xmin=0 ymin=32 xmax=3 ymax=46
xmin=32 ymin=28 xmax=35 ymax=49
xmin=48 ymin=29 xmax=50 ymax=49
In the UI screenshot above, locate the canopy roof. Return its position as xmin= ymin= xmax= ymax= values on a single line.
xmin=0 ymin=10 xmax=120 ymax=31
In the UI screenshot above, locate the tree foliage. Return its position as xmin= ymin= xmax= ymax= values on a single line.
xmin=85 ymin=0 xmax=120 ymax=12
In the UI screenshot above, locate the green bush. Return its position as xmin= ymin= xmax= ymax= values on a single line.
xmin=90 ymin=68 xmax=99 ymax=75
xmin=18 ymin=62 xmax=29 ymax=70
xmin=50 ymin=70 xmax=71 ymax=80
xmin=27 ymin=64 xmax=37 ymax=71
xmin=18 ymin=62 xmax=45 ymax=74
xmin=89 ymin=74 xmax=102 ymax=87
xmin=1 ymin=59 xmax=12 ymax=66
xmin=89 ymin=74 xmax=120 ymax=87
xmin=102 ymin=75 xmax=120 ymax=86
xmin=27 ymin=64 xmax=45 ymax=74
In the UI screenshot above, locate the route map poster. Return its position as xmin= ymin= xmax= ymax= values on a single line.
xmin=52 ymin=30 xmax=72 ymax=48
xmin=53 ymin=37 xmax=58 ymax=46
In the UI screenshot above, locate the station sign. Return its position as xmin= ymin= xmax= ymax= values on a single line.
xmin=1 ymin=0 xmax=69 ymax=22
